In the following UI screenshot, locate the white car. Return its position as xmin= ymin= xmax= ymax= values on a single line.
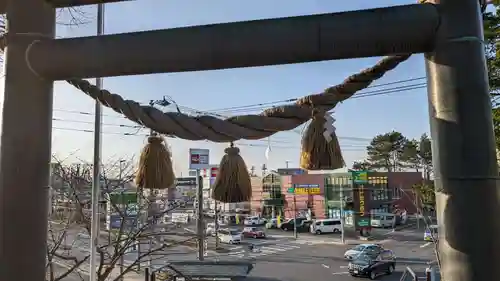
xmin=244 ymin=216 xmax=267 ymax=225
xmin=206 ymin=223 xmax=216 ymax=236
xmin=217 ymin=229 xmax=242 ymax=244
xmin=344 ymin=244 xmax=384 ymax=260
xmin=265 ymin=218 xmax=278 ymax=229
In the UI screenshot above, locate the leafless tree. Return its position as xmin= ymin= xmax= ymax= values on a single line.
xmin=47 ymin=156 xmax=198 ymax=281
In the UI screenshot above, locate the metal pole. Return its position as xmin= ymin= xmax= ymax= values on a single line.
xmin=148 ymin=239 xmax=152 ymax=270
xmin=215 ymin=198 xmax=220 ymax=249
xmin=340 ymin=194 xmax=345 ymax=244
xmin=293 ymin=194 xmax=297 ymax=239
xmin=196 ymin=169 xmax=205 ymax=260
xmin=90 ymin=4 xmax=105 ymax=281
xmin=425 ymin=0 xmax=500 ymax=280
xmin=0 ymin=1 xmax=55 ymax=280
xmin=137 ymin=187 xmax=142 ymax=270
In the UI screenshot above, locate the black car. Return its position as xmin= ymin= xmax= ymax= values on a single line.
xmin=280 ymin=218 xmax=309 ymax=232
xmin=348 ymin=249 xmax=396 ymax=279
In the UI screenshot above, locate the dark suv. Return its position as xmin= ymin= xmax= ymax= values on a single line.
xmin=348 ymin=249 xmax=396 ymax=279
xmin=280 ymin=218 xmax=311 ymax=232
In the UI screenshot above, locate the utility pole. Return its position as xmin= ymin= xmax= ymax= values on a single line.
xmin=214 ymin=199 xmax=220 ymax=249
xmin=90 ymin=4 xmax=105 ymax=281
xmin=340 ymin=192 xmax=345 ymax=244
xmin=425 ymin=0 xmax=500 ymax=280
xmin=196 ymin=170 xmax=205 ymax=260
xmin=118 ymin=159 xmax=125 ymax=280
xmin=293 ymin=194 xmax=297 ymax=239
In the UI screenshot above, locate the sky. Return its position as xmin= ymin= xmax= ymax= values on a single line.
xmin=1 ymin=0 xmax=433 ymax=176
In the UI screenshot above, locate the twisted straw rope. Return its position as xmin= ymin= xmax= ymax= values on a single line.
xmin=66 ymin=54 xmax=411 ymax=142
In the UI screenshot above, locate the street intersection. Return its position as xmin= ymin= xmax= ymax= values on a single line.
xmin=48 ymin=220 xmax=438 ymax=281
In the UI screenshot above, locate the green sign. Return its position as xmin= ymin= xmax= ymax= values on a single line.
xmin=287 ymin=187 xmax=295 ymax=193
xmin=352 ymin=171 xmax=368 ymax=184
xmin=357 ymin=217 xmax=370 ymax=227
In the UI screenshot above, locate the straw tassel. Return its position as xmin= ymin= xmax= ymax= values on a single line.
xmin=300 ymin=111 xmax=345 ymax=170
xmin=135 ymin=135 xmax=175 ymax=189
xmin=211 ymin=143 xmax=252 ymax=203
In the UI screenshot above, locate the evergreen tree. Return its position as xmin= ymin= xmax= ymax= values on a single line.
xmin=366 ymin=131 xmax=407 ymax=172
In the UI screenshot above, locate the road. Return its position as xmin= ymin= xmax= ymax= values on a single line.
xmin=48 ymin=219 xmax=436 ymax=281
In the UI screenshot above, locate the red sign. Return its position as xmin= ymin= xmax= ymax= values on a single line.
xmin=191 ymin=154 xmax=200 ymax=164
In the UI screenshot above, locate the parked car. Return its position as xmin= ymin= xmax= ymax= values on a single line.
xmin=424 ymin=225 xmax=438 ymax=241
xmin=344 ymin=244 xmax=385 ymax=260
xmin=348 ymin=249 xmax=396 ymax=279
xmin=279 ymin=218 xmax=310 ymax=232
xmin=204 ymin=210 xmax=216 ymax=218
xmin=310 ymin=219 xmax=342 ymax=235
xmin=244 ymin=216 xmax=267 ymax=225
xmin=217 ymin=229 xmax=242 ymax=244
xmin=206 ymin=223 xmax=216 ymax=236
xmin=371 ymin=213 xmax=396 ymax=228
xmin=241 ymin=227 xmax=266 ymax=239
xmin=265 ymin=218 xmax=278 ymax=229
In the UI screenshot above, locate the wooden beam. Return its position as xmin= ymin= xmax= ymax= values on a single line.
xmin=27 ymin=4 xmax=439 ymax=80
xmin=0 ymin=0 xmax=132 ymax=14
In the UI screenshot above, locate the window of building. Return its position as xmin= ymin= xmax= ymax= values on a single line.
xmin=325 ymin=176 xmax=352 ymax=202
xmin=369 ymin=176 xmax=388 ymax=201
xmin=392 ymin=187 xmax=402 ymax=199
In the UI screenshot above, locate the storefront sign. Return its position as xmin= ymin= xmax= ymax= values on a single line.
xmin=352 ymin=172 xmax=371 ymax=230
xmin=359 ymin=185 xmax=365 ymax=215
xmin=189 ymin=148 xmax=210 ymax=170
xmin=293 ymin=184 xmax=321 ymax=195
xmin=352 ymin=171 xmax=368 ymax=184
xmin=176 ymin=177 xmax=197 ymax=186
xmin=289 ymin=175 xmax=324 ymax=195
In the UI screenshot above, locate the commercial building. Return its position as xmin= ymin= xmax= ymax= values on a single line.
xmin=250 ymin=171 xmax=423 ymax=220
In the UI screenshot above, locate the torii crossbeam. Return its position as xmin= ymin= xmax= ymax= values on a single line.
xmin=0 ymin=1 xmax=498 ymax=281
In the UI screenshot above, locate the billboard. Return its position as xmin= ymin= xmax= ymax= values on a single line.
xmin=289 ymin=174 xmax=324 ymax=195
xmin=106 ymin=191 xmax=140 ymax=231
xmin=189 ymin=148 xmax=210 ymax=170
xmin=351 ymin=171 xmax=371 ymax=229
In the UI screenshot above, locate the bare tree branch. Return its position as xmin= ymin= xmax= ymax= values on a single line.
xmin=49 ymin=155 xmax=197 ymax=281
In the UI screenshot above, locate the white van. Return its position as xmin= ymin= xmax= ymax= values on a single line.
xmin=310 ymin=219 xmax=342 ymax=234
xmin=371 ymin=213 xmax=396 ymax=228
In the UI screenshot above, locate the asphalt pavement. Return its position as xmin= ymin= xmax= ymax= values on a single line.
xmin=48 ymin=220 xmax=437 ymax=281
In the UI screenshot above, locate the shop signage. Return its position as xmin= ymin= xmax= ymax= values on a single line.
xmin=292 ymin=184 xmax=321 ymax=195
xmin=352 ymin=171 xmax=368 ymax=184
xmin=288 ymin=175 xmax=324 ymax=195
xmin=189 ymin=148 xmax=210 ymax=170
xmin=176 ymin=177 xmax=197 ymax=186
xmin=359 ymin=184 xmax=365 ymax=215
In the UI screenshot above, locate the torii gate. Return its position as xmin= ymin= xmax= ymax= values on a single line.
xmin=0 ymin=0 xmax=498 ymax=281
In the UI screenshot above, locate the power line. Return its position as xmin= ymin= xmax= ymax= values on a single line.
xmin=52 ymin=126 xmax=364 ymax=151
xmin=52 ymin=116 xmax=371 ymax=144
xmin=203 ymin=78 xmax=426 ymax=113
xmin=211 ymin=84 xmax=426 ymax=115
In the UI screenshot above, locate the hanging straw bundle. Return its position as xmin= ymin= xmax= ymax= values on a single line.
xmin=300 ymin=112 xmax=345 ymax=170
xmin=211 ymin=143 xmax=252 ymax=203
xmin=135 ymin=135 xmax=175 ymax=189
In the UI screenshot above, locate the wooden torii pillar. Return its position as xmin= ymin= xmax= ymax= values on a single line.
xmin=0 ymin=0 xmax=497 ymax=281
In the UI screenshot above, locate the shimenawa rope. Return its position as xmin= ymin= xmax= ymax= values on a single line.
xmin=66 ymin=54 xmax=411 ymax=142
